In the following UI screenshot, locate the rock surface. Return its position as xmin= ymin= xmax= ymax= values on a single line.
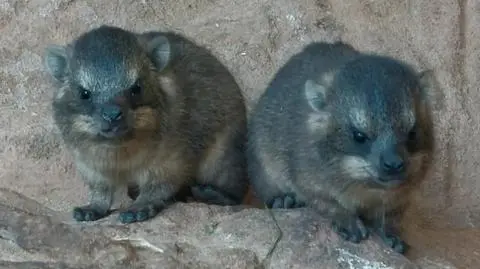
xmin=0 ymin=188 xmax=419 ymax=269
xmin=0 ymin=0 xmax=479 ymax=268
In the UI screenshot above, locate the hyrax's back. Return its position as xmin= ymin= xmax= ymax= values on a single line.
xmin=247 ymin=42 xmax=359 ymax=205
xmin=141 ymin=31 xmax=246 ymax=144
xmin=164 ymin=32 xmax=245 ymax=129
xmin=151 ymin=31 xmax=248 ymax=205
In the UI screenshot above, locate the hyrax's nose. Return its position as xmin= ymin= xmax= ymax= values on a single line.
xmin=381 ymin=151 xmax=404 ymax=174
xmin=101 ymin=105 xmax=123 ymax=122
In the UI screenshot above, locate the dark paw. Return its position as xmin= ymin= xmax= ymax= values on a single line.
xmin=191 ymin=184 xmax=239 ymax=206
xmin=268 ymin=193 xmax=305 ymax=209
xmin=379 ymin=232 xmax=408 ymax=254
xmin=332 ymin=215 xmax=369 ymax=243
xmin=118 ymin=204 xmax=160 ymax=224
xmin=73 ymin=206 xmax=109 ymax=222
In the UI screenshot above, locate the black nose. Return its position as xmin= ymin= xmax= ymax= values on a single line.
xmin=381 ymin=152 xmax=404 ymax=174
xmin=102 ymin=105 xmax=123 ymax=122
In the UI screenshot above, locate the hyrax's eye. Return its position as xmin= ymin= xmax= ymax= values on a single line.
xmin=130 ymin=81 xmax=142 ymax=97
xmin=79 ymin=87 xmax=91 ymax=100
xmin=353 ymin=130 xmax=368 ymax=144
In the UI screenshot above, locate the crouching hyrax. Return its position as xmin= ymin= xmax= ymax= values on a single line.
xmin=43 ymin=25 xmax=248 ymax=224
xmin=247 ymin=41 xmax=435 ymax=253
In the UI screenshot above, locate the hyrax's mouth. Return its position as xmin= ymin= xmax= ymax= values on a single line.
xmin=374 ymin=173 xmax=407 ymax=188
xmin=90 ymin=106 xmax=157 ymax=140
xmin=97 ymin=113 xmax=133 ymax=139
xmin=99 ymin=124 xmax=131 ymax=138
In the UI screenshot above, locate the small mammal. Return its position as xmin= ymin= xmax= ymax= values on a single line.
xmin=246 ymin=41 xmax=435 ymax=253
xmin=43 ymin=25 xmax=248 ymax=224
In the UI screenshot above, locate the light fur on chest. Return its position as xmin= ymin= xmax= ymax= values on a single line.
xmin=337 ymin=183 xmax=408 ymax=215
xmin=74 ymin=141 xmax=151 ymax=171
xmin=73 ymin=136 xmax=195 ymax=185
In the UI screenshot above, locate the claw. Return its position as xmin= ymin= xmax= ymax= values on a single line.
xmin=268 ymin=193 xmax=305 ymax=209
xmin=72 ymin=206 xmax=109 ymax=222
xmin=332 ymin=215 xmax=369 ymax=243
xmin=118 ymin=204 xmax=161 ymax=224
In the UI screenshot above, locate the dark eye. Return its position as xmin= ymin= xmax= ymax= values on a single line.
xmin=130 ymin=82 xmax=142 ymax=97
xmin=353 ymin=130 xmax=368 ymax=144
xmin=79 ymin=88 xmax=91 ymax=100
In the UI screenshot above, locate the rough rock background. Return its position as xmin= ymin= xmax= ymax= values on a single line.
xmin=0 ymin=0 xmax=479 ymax=268
xmin=0 ymin=188 xmax=423 ymax=269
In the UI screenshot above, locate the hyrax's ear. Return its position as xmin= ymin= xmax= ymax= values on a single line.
xmin=305 ymin=79 xmax=326 ymax=111
xmin=417 ymin=69 xmax=445 ymax=111
xmin=305 ymin=74 xmax=333 ymax=134
xmin=44 ymin=44 xmax=69 ymax=82
xmin=145 ymin=35 xmax=172 ymax=72
xmin=304 ymin=72 xmax=333 ymax=112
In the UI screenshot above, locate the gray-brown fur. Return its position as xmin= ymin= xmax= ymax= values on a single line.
xmin=43 ymin=25 xmax=248 ymax=224
xmin=246 ymin=41 xmax=435 ymax=253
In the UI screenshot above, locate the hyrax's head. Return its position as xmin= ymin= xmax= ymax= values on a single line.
xmin=305 ymin=55 xmax=435 ymax=188
xmin=44 ymin=25 xmax=174 ymax=145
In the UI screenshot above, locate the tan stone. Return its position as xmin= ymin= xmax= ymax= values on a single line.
xmin=0 ymin=188 xmax=417 ymax=269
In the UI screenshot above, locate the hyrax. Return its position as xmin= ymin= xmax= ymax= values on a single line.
xmin=43 ymin=25 xmax=248 ymax=224
xmin=247 ymin=41 xmax=435 ymax=253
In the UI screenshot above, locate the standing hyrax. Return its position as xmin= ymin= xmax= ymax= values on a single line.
xmin=43 ymin=25 xmax=248 ymax=224
xmin=247 ymin=41 xmax=435 ymax=253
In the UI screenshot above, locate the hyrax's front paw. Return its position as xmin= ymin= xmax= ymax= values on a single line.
xmin=191 ymin=184 xmax=238 ymax=206
xmin=268 ymin=193 xmax=306 ymax=209
xmin=376 ymin=226 xmax=408 ymax=254
xmin=73 ymin=205 xmax=109 ymax=222
xmin=118 ymin=204 xmax=161 ymax=224
xmin=332 ymin=214 xmax=369 ymax=243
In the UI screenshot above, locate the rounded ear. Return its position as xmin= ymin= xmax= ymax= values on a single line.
xmin=304 ymin=71 xmax=334 ymax=112
xmin=417 ymin=69 xmax=445 ymax=111
xmin=145 ymin=35 xmax=172 ymax=72
xmin=305 ymin=79 xmax=326 ymax=111
xmin=44 ymin=44 xmax=69 ymax=82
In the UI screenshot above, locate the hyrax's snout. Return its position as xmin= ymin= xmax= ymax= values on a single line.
xmin=376 ymin=145 xmax=408 ymax=184
xmin=101 ymin=104 xmax=123 ymax=122
xmin=97 ymin=97 xmax=131 ymax=138
xmin=380 ymin=149 xmax=405 ymax=175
